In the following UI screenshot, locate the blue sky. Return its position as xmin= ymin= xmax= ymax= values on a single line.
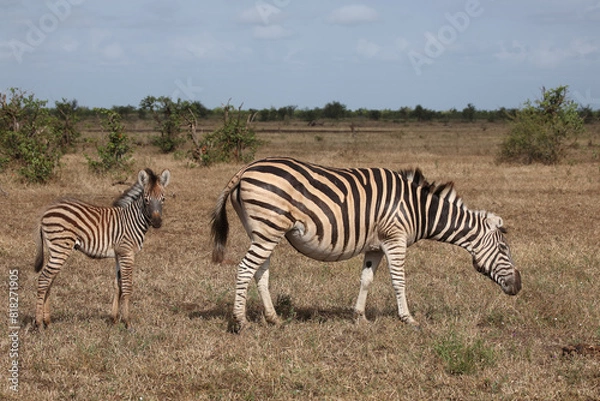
xmin=2 ymin=0 xmax=600 ymax=111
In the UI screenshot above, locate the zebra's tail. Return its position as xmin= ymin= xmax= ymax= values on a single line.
xmin=34 ymin=224 xmax=44 ymax=273
xmin=211 ymin=189 xmax=230 ymax=263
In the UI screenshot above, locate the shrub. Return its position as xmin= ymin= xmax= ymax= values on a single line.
xmin=190 ymin=103 xmax=260 ymax=166
xmin=0 ymin=88 xmax=62 ymax=183
xmin=140 ymin=96 xmax=186 ymax=153
xmin=499 ymin=86 xmax=585 ymax=164
xmin=52 ymin=98 xmax=81 ymax=152
xmin=86 ymin=109 xmax=132 ymax=173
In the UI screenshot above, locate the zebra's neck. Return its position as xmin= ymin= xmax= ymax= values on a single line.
xmin=418 ymin=190 xmax=480 ymax=252
xmin=114 ymin=182 xmax=144 ymax=208
xmin=115 ymin=187 xmax=151 ymax=236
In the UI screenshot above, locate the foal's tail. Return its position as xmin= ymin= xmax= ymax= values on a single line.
xmin=34 ymin=224 xmax=44 ymax=273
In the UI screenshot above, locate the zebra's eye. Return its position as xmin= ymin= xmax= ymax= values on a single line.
xmin=144 ymin=196 xmax=150 ymax=204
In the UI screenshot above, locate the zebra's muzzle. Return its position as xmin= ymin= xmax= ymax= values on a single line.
xmin=501 ymin=269 xmax=521 ymax=296
xmin=150 ymin=212 xmax=162 ymax=228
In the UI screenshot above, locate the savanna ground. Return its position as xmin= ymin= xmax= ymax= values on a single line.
xmin=1 ymin=120 xmax=599 ymax=400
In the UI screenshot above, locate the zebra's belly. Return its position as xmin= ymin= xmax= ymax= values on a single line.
xmin=285 ymin=223 xmax=370 ymax=262
xmin=75 ymin=239 xmax=115 ymax=259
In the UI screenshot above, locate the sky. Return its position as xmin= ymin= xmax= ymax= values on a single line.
xmin=1 ymin=0 xmax=600 ymax=111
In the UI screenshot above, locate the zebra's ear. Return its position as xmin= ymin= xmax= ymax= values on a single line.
xmin=138 ymin=169 xmax=150 ymax=186
xmin=486 ymin=213 xmax=504 ymax=229
xmin=160 ymin=169 xmax=171 ymax=187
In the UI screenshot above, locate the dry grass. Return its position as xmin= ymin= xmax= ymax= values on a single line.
xmin=1 ymin=121 xmax=599 ymax=400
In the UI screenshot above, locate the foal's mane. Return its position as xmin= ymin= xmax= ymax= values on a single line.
xmin=112 ymin=168 xmax=158 ymax=208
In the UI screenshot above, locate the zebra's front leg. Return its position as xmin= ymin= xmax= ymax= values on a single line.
xmin=383 ymin=237 xmax=419 ymax=328
xmin=114 ymin=253 xmax=135 ymax=328
xmin=112 ymin=259 xmax=122 ymax=325
xmin=254 ymin=257 xmax=281 ymax=326
xmin=354 ymin=251 xmax=384 ymax=324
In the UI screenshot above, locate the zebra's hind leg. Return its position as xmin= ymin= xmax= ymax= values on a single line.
xmin=354 ymin=251 xmax=384 ymax=324
xmin=35 ymin=243 xmax=73 ymax=329
xmin=254 ymin=257 xmax=281 ymax=326
xmin=233 ymin=241 xmax=278 ymax=333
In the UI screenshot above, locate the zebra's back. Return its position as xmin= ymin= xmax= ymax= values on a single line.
xmin=41 ymin=198 xmax=121 ymax=259
xmin=234 ymin=157 xmax=403 ymax=261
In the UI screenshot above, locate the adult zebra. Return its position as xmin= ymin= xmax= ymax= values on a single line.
xmin=34 ymin=168 xmax=171 ymax=329
xmin=211 ymin=157 xmax=521 ymax=332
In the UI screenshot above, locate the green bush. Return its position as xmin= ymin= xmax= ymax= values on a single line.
xmin=0 ymin=88 xmax=63 ymax=183
xmin=499 ymin=86 xmax=585 ymax=164
xmin=191 ymin=103 xmax=260 ymax=166
xmin=86 ymin=109 xmax=132 ymax=173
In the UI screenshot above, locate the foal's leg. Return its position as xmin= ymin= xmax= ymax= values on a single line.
xmin=35 ymin=240 xmax=74 ymax=328
xmin=114 ymin=252 xmax=135 ymax=328
xmin=112 ymin=258 xmax=122 ymax=324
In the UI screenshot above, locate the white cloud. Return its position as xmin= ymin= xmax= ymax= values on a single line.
xmin=327 ymin=5 xmax=379 ymax=25
xmin=237 ymin=6 xmax=290 ymax=40
xmin=494 ymin=38 xmax=599 ymax=68
xmin=253 ymin=25 xmax=292 ymax=40
xmin=494 ymin=40 xmax=528 ymax=63
xmin=355 ymin=37 xmax=409 ymax=61
xmin=530 ymin=41 xmax=571 ymax=68
xmin=571 ymin=38 xmax=598 ymax=56
xmin=176 ymin=33 xmax=236 ymax=61
xmin=237 ymin=6 xmax=285 ymax=25
xmin=356 ymin=39 xmax=380 ymax=58
xmin=60 ymin=36 xmax=79 ymax=53
xmin=395 ymin=37 xmax=410 ymax=52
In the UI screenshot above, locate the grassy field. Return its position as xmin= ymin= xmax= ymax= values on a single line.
xmin=1 ymin=121 xmax=599 ymax=400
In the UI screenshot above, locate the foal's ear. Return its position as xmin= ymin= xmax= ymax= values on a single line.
xmin=138 ymin=169 xmax=150 ymax=186
xmin=160 ymin=169 xmax=171 ymax=187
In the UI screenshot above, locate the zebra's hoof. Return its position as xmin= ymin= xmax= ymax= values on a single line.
xmin=228 ymin=319 xmax=248 ymax=334
xmin=353 ymin=311 xmax=370 ymax=325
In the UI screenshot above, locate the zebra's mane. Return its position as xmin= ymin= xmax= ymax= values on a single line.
xmin=112 ymin=168 xmax=158 ymax=208
xmin=400 ymin=168 xmax=465 ymax=209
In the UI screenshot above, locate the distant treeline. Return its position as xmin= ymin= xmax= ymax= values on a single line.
xmin=68 ymin=100 xmax=600 ymax=124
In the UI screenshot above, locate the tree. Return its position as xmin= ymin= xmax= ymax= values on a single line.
xmin=296 ymin=107 xmax=321 ymax=122
xmin=0 ymin=88 xmax=63 ymax=183
xmin=412 ymin=104 xmax=434 ymax=121
xmin=499 ymin=86 xmax=585 ymax=164
xmin=53 ymin=98 xmax=80 ymax=151
xmin=140 ymin=96 xmax=185 ymax=153
xmin=462 ymin=103 xmax=476 ymax=122
xmin=368 ymin=109 xmax=381 ymax=120
xmin=322 ymin=101 xmax=347 ymax=119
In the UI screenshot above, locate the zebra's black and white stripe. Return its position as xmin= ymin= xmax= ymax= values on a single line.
xmin=211 ymin=157 xmax=521 ymax=331
xmin=34 ymin=168 xmax=171 ymax=329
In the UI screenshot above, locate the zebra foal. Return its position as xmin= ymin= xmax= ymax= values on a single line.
xmin=211 ymin=157 xmax=521 ymax=332
xmin=34 ymin=168 xmax=171 ymax=329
